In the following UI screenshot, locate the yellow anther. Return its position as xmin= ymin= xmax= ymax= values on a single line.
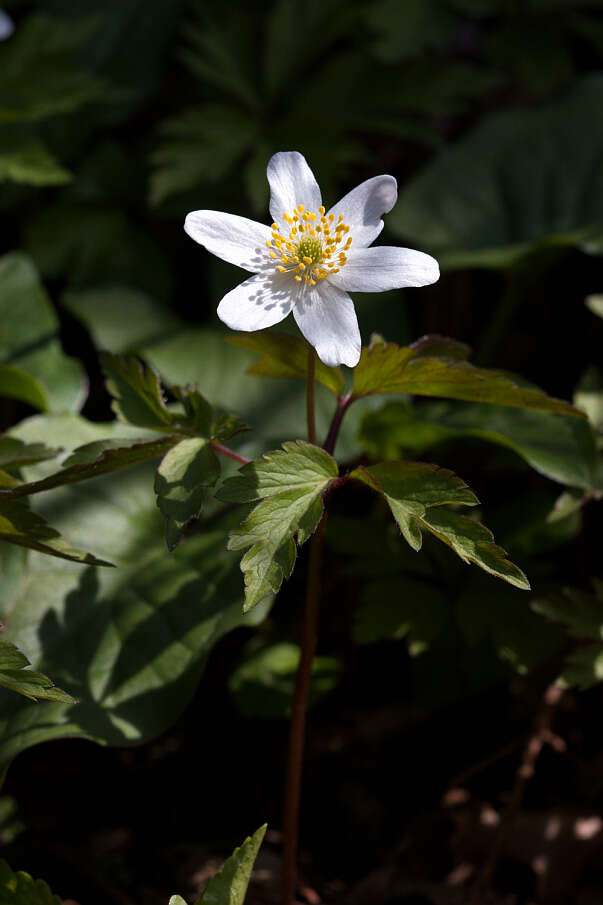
xmin=316 ymin=226 xmax=322 ymax=232
xmin=269 ymin=252 xmax=277 ymax=259
xmin=298 ymin=263 xmax=306 ymax=270
xmin=318 ymin=205 xmax=325 ymax=215
xmin=338 ymin=214 xmax=343 ymax=222
xmin=331 ymin=267 xmax=340 ymax=273
xmin=295 ymin=275 xmax=302 ymax=281
xmin=282 ymin=255 xmax=289 ymax=263
xmin=329 ymin=213 xmax=334 ymax=222
xmin=302 ymin=256 xmax=313 ymax=264
xmin=309 ymin=213 xmax=317 ymax=221
xmin=298 ymin=204 xmax=305 ymax=212
xmin=310 ymin=279 xmax=316 ymax=285
xmin=265 ymin=240 xmax=272 ymax=247
xmin=277 ymin=265 xmax=287 ymax=273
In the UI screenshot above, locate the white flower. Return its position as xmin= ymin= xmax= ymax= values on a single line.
xmin=184 ymin=151 xmax=439 ymax=368
xmin=0 ymin=9 xmax=14 ymax=41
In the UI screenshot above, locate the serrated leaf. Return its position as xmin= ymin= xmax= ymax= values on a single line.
xmin=220 ymin=442 xmax=338 ymax=611
xmin=196 ymin=824 xmax=266 ymax=905
xmin=0 ymin=859 xmax=62 ymax=905
xmin=227 ymin=333 xmax=345 ymax=397
xmin=0 ymin=413 xmax=271 ymax=774
xmin=100 ymin=351 xmax=176 ymax=430
xmin=352 ymin=341 xmax=583 ymax=417
xmin=155 ymin=438 xmax=221 ymax=551
xmin=419 ymin=509 xmax=530 ymax=589
xmin=0 ymin=253 xmax=86 ymax=413
xmin=0 ymin=641 xmax=76 ymax=704
xmin=389 ymin=75 xmax=603 ymax=270
xmin=1 ymin=436 xmax=179 ymax=501
xmin=350 ymin=462 xmax=528 ymax=589
xmin=0 ymin=498 xmax=112 ymax=566
xmin=359 ymin=398 xmax=598 ymax=489
xmin=350 ymin=462 xmax=478 ymax=550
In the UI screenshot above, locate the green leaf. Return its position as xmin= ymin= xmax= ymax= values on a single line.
xmin=0 ymin=414 xmax=271 ymax=773
xmin=359 ymin=398 xmax=598 ymax=488
xmin=1 ymin=436 xmax=179 ymax=501
xmin=350 ymin=462 xmax=529 ymax=589
xmin=226 ymin=332 xmax=345 ymax=397
xmin=100 ymin=352 xmax=176 ymax=431
xmin=560 ymin=646 xmax=603 ymax=690
xmin=574 ymin=367 xmax=603 ymax=432
xmin=0 ymin=253 xmax=86 ymax=412
xmin=62 ymin=285 xmax=181 ymax=353
xmin=389 ymin=75 xmax=603 ymax=270
xmin=0 ymin=641 xmax=76 ymax=704
xmin=0 ymin=365 xmax=47 ymax=411
xmin=0 ymin=439 xmax=61 ymax=471
xmin=351 ymin=340 xmax=583 ymax=417
xmin=229 ymin=642 xmax=341 ymax=718
xmin=0 ymin=859 xmax=62 ymax=905
xmin=0 ymin=498 xmax=112 ymax=566
xmin=155 ymin=438 xmax=221 ymax=551
xmin=0 ymin=131 xmax=71 ymax=186
xmin=353 ymin=577 xmax=448 ymax=654
xmin=218 ymin=442 xmax=338 ymax=611
xmin=532 ymin=584 xmax=603 ymax=641
xmin=586 ymin=294 xmax=603 ymax=319
xmin=350 ymin=461 xmax=478 ymax=550
xmin=196 ymin=824 xmax=266 ymax=905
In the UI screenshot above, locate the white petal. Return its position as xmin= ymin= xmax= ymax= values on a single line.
xmin=330 ymin=246 xmax=440 ymax=293
xmin=184 ymin=210 xmax=271 ymax=273
xmin=0 ymin=9 xmax=14 ymax=40
xmin=293 ymin=283 xmax=361 ymax=368
xmin=217 ymin=273 xmax=293 ymax=332
xmin=327 ymin=175 xmax=398 ymax=249
xmin=267 ymin=151 xmax=322 ymax=231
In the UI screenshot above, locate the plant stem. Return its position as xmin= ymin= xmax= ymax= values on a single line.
xmin=209 ymin=441 xmax=250 ymax=465
xmin=306 ymin=345 xmax=317 ymax=445
xmin=323 ymin=393 xmax=354 ymax=455
xmin=281 ymin=510 xmax=327 ymax=905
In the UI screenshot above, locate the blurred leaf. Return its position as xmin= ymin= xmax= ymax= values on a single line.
xmin=456 ymin=578 xmax=563 ymax=674
xmin=561 ymin=646 xmax=603 ymax=689
xmin=547 ymin=488 xmax=590 ymax=523
xmin=0 ymin=131 xmax=70 ymax=186
xmin=0 ymin=438 xmax=60 ymax=470
xmin=229 ymin=642 xmax=341 ymax=718
xmin=390 ymin=75 xmax=603 ymax=270
xmin=195 ymin=824 xmax=266 ymax=905
xmin=586 ymin=294 xmax=603 ymax=319
xmin=351 ymin=462 xmax=529 ymax=588
xmin=0 ymin=497 xmax=112 ymax=566
xmin=151 ymin=105 xmax=259 ymax=206
xmin=352 ymin=340 xmax=583 ymax=418
xmin=219 ymin=442 xmax=337 ymax=611
xmin=25 ymin=203 xmax=172 ymax=299
xmin=1 ymin=436 xmax=178 ymax=500
xmin=155 ymin=438 xmax=220 ymax=551
xmin=484 ymin=21 xmax=572 ymax=97
xmin=0 ymin=859 xmax=61 ymax=905
xmin=0 ymin=14 xmax=104 ymax=124
xmin=62 ymin=285 xmax=180 ymax=353
xmin=0 ymin=641 xmax=76 ymax=703
xmin=227 ymin=332 xmax=345 ymax=397
xmin=353 ymin=577 xmax=449 ymax=654
xmin=360 ymin=398 xmax=598 ymax=488
xmin=574 ymin=367 xmax=603 ymax=432
xmin=0 ymin=253 xmax=86 ymax=412
xmin=0 ymin=365 xmax=47 ymax=411
xmin=532 ymin=583 xmax=603 ymax=640
xmin=365 ymin=0 xmax=456 ymax=62
xmin=0 ymin=413 xmax=271 ymax=772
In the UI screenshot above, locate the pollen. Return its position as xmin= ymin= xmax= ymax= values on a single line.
xmin=268 ymin=206 xmax=352 ymax=285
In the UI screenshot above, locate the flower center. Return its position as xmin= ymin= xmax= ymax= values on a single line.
xmin=265 ymin=204 xmax=352 ymax=286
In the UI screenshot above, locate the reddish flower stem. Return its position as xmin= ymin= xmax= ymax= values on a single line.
xmin=209 ymin=441 xmax=250 ymax=465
